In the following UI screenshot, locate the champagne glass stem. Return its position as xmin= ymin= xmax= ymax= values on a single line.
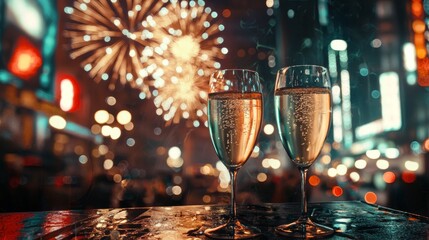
xmin=230 ymin=170 xmax=238 ymax=221
xmin=300 ymin=168 xmax=309 ymax=221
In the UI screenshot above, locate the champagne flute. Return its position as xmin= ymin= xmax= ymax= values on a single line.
xmin=274 ymin=65 xmax=334 ymax=238
xmin=205 ymin=69 xmax=263 ymax=239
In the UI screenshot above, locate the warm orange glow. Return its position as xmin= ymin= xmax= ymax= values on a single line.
xmin=423 ymin=138 xmax=429 ymax=151
xmin=402 ymin=172 xmax=416 ymax=183
xmin=332 ymin=186 xmax=343 ymax=197
xmin=364 ymin=192 xmax=377 ymax=204
xmin=7 ymin=37 xmax=42 ymax=80
xmin=414 ymin=33 xmax=425 ymax=46
xmin=171 ymin=35 xmax=200 ymax=62
xmin=222 ymin=9 xmax=231 ymax=18
xmin=413 ymin=0 xmax=429 ymax=87
xmin=416 ymin=48 xmax=427 ymax=59
xmin=413 ymin=20 xmax=426 ymax=33
xmin=417 ymin=58 xmax=429 ymax=86
xmin=411 ymin=1 xmax=423 ymax=17
xmin=309 ymin=175 xmax=320 ymax=187
xmin=383 ymin=171 xmax=396 ymax=184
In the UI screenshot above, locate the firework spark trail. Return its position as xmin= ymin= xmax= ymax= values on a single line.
xmin=64 ymin=0 xmax=168 ymax=93
xmin=65 ymin=0 xmax=227 ymax=126
xmin=148 ymin=0 xmax=227 ymax=125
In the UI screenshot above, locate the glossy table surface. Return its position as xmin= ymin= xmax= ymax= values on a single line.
xmin=0 ymin=201 xmax=428 ymax=239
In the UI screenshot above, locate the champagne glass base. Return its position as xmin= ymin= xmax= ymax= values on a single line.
xmin=204 ymin=219 xmax=261 ymax=239
xmin=275 ymin=217 xmax=334 ymax=238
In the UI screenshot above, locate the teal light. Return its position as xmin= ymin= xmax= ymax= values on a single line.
xmin=65 ymin=121 xmax=103 ymax=144
xmin=373 ymin=172 xmax=386 ymax=190
xmin=287 ymin=9 xmax=295 ymax=18
xmin=371 ymin=90 xmax=380 ymax=99
xmin=38 ymin=0 xmax=58 ymax=101
xmin=318 ymin=0 xmax=329 ymax=26
xmin=0 ymin=70 xmax=23 ymax=87
xmin=406 ymin=73 xmax=417 ymax=85
xmin=359 ymin=67 xmax=369 ymax=76
xmin=339 ymin=51 xmax=348 ymax=65
xmin=410 ymin=141 xmax=421 ymax=154
xmin=302 ymin=38 xmax=312 ymax=48
xmin=328 ymin=49 xmax=337 ymax=78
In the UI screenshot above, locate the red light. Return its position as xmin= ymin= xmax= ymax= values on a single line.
xmin=54 ymin=176 xmax=64 ymax=188
xmin=383 ymin=171 xmax=396 ymax=184
xmin=309 ymin=175 xmax=320 ymax=187
xmin=56 ymin=74 xmax=80 ymax=112
xmin=411 ymin=1 xmax=423 ymax=17
xmin=402 ymin=172 xmax=416 ymax=183
xmin=222 ymin=9 xmax=231 ymax=18
xmin=7 ymin=36 xmax=42 ymax=80
xmin=365 ymin=192 xmax=377 ymax=204
xmin=332 ymin=186 xmax=343 ymax=197
xmin=0 ymin=213 xmax=34 ymax=239
xmin=417 ymin=58 xmax=429 ymax=86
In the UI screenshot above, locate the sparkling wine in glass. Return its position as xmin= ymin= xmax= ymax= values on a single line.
xmin=274 ymin=65 xmax=334 ymax=238
xmin=205 ymin=69 xmax=262 ymax=239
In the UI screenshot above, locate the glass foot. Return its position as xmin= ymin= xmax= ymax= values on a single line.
xmin=205 ymin=219 xmax=261 ymax=239
xmin=275 ymin=217 xmax=334 ymax=238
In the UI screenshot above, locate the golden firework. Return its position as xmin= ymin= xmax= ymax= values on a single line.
xmin=147 ymin=0 xmax=227 ymax=125
xmin=63 ymin=0 xmax=168 ymax=94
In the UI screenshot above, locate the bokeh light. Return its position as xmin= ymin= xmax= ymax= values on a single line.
xmin=404 ymin=160 xmax=419 ymax=171
xmin=79 ymin=155 xmax=88 ymax=164
xmin=376 ymin=159 xmax=389 ymax=170
xmin=110 ymin=127 xmax=121 ymax=140
xmin=49 ymin=115 xmax=67 ymax=130
xmin=402 ymin=172 xmax=416 ymax=183
xmin=103 ymin=159 xmax=114 ymax=170
xmin=383 ymin=171 xmax=396 ymax=184
xmin=168 ymin=146 xmax=181 ymax=159
xmin=349 ymin=172 xmax=360 ymax=182
xmin=94 ymin=110 xmax=109 ymax=124
xmin=332 ymin=186 xmax=343 ymax=197
xmin=366 ymin=149 xmax=381 ymax=159
xmin=364 ymin=192 xmax=377 ymax=204
xmin=424 ymin=138 xmax=429 ymax=151
xmin=355 ymin=159 xmax=367 ymax=169
xmin=309 ymin=175 xmax=320 ymax=187
xmin=336 ymin=164 xmax=348 ymax=176
xmin=117 ymin=110 xmax=132 ymax=125
xmin=101 ymin=125 xmax=112 ymax=137
xmin=320 ymin=155 xmax=331 ymax=165
xmin=385 ymin=148 xmax=400 ymax=159
xmin=327 ymin=168 xmax=337 ymax=177
xmin=257 ymin=173 xmax=267 ymax=182
xmin=263 ymin=124 xmax=275 ymax=135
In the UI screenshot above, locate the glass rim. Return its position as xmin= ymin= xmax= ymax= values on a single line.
xmin=278 ymin=64 xmax=328 ymax=72
xmin=212 ymin=68 xmax=259 ymax=75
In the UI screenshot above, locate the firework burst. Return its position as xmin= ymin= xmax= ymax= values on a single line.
xmin=147 ymin=0 xmax=228 ymax=125
xmin=63 ymin=0 xmax=168 ymax=93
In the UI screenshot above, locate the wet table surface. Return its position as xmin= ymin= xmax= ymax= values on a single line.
xmin=0 ymin=201 xmax=428 ymax=239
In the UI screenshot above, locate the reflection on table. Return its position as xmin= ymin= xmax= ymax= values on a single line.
xmin=0 ymin=201 xmax=428 ymax=239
